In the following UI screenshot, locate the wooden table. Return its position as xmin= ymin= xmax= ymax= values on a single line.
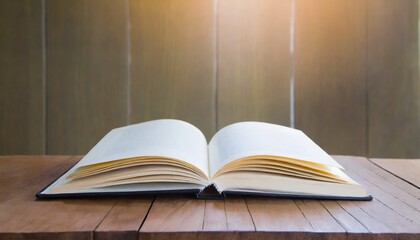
xmin=0 ymin=156 xmax=419 ymax=240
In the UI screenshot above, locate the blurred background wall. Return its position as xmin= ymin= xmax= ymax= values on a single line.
xmin=0 ymin=0 xmax=419 ymax=158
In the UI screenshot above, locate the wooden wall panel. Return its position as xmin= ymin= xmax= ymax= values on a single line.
xmin=217 ymin=0 xmax=291 ymax=129
xmin=1 ymin=0 xmax=419 ymax=157
xmin=0 ymin=0 xmax=44 ymax=154
xmin=46 ymin=0 xmax=129 ymax=154
xmin=367 ymin=0 xmax=420 ymax=158
xmin=295 ymin=0 xmax=367 ymax=155
xmin=130 ymin=0 xmax=215 ymax=139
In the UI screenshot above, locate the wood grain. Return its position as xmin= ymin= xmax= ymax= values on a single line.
xmin=337 ymin=201 xmax=393 ymax=235
xmin=202 ymin=200 xmax=227 ymax=231
xmin=370 ymin=158 xmax=420 ymax=188
xmin=46 ymin=0 xmax=129 ymax=154
xmin=0 ymin=0 xmax=44 ymax=154
xmin=200 ymin=199 xmax=236 ymax=240
xmin=335 ymin=156 xmax=420 ymax=234
xmin=95 ymin=198 xmax=154 ymax=240
xmin=294 ymin=0 xmax=367 ymax=155
xmin=0 ymin=156 xmax=117 ymax=240
xmin=319 ymin=201 xmax=369 ymax=234
xmin=367 ymin=0 xmax=420 ymax=158
xmin=224 ymin=197 xmax=255 ymax=231
xmin=295 ymin=200 xmax=345 ymax=234
xmin=139 ymin=196 xmax=205 ymax=240
xmin=130 ymin=0 xmax=215 ymax=139
xmin=217 ymin=0 xmax=291 ymax=129
xmin=349 ymin=158 xmax=420 ymax=199
xmin=246 ymin=198 xmax=313 ymax=231
xmin=197 ymin=198 xmax=254 ymax=239
xmin=139 ymin=197 xmax=254 ymax=239
xmin=0 ymin=155 xmax=73 ymax=202
xmin=337 ymin=156 xmax=420 ymax=214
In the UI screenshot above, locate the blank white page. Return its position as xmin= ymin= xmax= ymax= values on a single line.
xmin=76 ymin=119 xmax=209 ymax=177
xmin=208 ymin=122 xmax=343 ymax=177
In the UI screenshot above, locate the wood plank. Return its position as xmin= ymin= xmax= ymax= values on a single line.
xmin=202 ymin=200 xmax=227 ymax=231
xmin=224 ymin=197 xmax=255 ymax=231
xmin=217 ymin=0 xmax=291 ymax=129
xmin=0 ymin=156 xmax=75 ymax=202
xmin=367 ymin=0 xmax=420 ymax=158
xmin=197 ymin=197 xmax=254 ymax=239
xmin=138 ymin=198 xmax=253 ymax=239
xmin=319 ymin=201 xmax=369 ymax=234
xmin=370 ymin=162 xmax=420 ymax=199
xmin=336 ymin=156 xmax=420 ymax=214
xmin=362 ymin=158 xmax=420 ymax=201
xmin=94 ymin=198 xmax=154 ymax=240
xmin=130 ymin=0 xmax=215 ymax=139
xmin=335 ymin=156 xmax=420 ymax=234
xmin=0 ymin=0 xmax=44 ymax=154
xmin=0 ymin=156 xmax=117 ymax=240
xmin=199 ymin=199 xmax=234 ymax=240
xmin=337 ymin=201 xmax=393 ymax=235
xmin=344 ymin=157 xmax=420 ymax=199
xmin=244 ymin=198 xmax=315 ymax=239
xmin=294 ymin=0 xmax=367 ymax=155
xmin=370 ymin=158 xmax=420 ymax=188
xmin=46 ymin=0 xmax=129 ymax=154
xmin=295 ymin=200 xmax=345 ymax=236
xmin=353 ymin=199 xmax=420 ymax=237
xmin=139 ymin=196 xmax=205 ymax=240
xmin=356 ymin=195 xmax=420 ymax=233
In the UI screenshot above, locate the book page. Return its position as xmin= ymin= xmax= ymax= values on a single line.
xmin=75 ymin=119 xmax=209 ymax=177
xmin=208 ymin=122 xmax=343 ymax=177
xmin=213 ymin=172 xmax=369 ymax=198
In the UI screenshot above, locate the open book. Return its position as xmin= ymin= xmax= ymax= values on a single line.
xmin=37 ymin=119 xmax=372 ymax=200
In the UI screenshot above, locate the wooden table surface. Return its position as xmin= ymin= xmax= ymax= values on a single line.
xmin=0 ymin=156 xmax=419 ymax=240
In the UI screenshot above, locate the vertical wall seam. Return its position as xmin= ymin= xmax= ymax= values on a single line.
xmin=41 ymin=0 xmax=47 ymax=154
xmin=213 ymin=0 xmax=219 ymax=132
xmin=289 ymin=0 xmax=295 ymax=128
xmin=417 ymin=1 xmax=420 ymax=158
xmin=126 ymin=0 xmax=132 ymax=125
xmin=365 ymin=0 xmax=369 ymax=156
